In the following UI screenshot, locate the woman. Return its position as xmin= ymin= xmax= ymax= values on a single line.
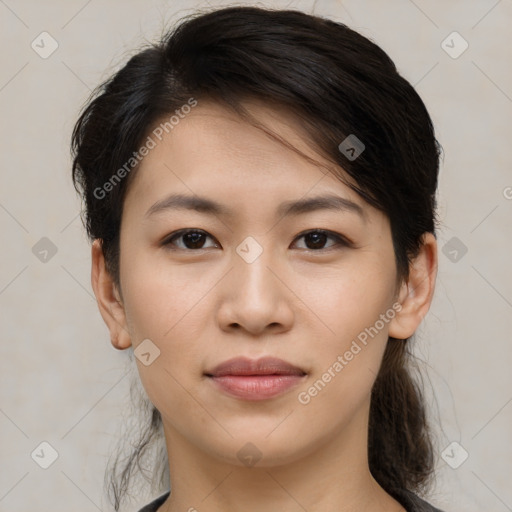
xmin=71 ymin=5 xmax=445 ymax=511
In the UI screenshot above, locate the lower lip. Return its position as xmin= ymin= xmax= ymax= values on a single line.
xmin=207 ymin=374 xmax=305 ymax=400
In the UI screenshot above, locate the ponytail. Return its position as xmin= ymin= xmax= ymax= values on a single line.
xmin=368 ymin=338 xmax=435 ymax=497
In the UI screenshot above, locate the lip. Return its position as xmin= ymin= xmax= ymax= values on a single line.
xmin=205 ymin=356 xmax=307 ymax=401
xmin=205 ymin=356 xmax=306 ymax=377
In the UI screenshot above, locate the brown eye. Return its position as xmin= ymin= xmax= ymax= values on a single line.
xmin=163 ymin=229 xmax=218 ymax=250
xmin=162 ymin=228 xmax=350 ymax=252
xmin=293 ymin=230 xmax=350 ymax=251
xmin=304 ymin=232 xmax=328 ymax=249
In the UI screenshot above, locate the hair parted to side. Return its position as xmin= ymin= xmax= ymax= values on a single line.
xmin=71 ymin=5 xmax=442 ymax=510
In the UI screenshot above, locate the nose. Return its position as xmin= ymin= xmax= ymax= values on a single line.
xmin=216 ymin=245 xmax=294 ymax=336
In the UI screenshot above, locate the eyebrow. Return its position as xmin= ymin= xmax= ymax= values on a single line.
xmin=144 ymin=193 xmax=365 ymax=221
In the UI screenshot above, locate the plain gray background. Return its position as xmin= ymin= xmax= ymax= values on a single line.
xmin=1 ymin=0 xmax=511 ymax=510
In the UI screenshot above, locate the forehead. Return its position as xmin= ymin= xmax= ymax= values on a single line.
xmin=145 ymin=100 xmax=328 ymax=175
xmin=122 ymin=99 xmax=367 ymax=221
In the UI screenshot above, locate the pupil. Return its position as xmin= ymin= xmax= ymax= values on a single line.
xmin=307 ymin=232 xmax=326 ymax=249
xmin=185 ymin=232 xmax=204 ymax=248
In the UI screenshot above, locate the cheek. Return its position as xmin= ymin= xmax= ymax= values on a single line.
xmin=120 ymin=249 xmax=215 ymax=340
xmin=293 ymin=257 xmax=396 ymax=404
xmin=119 ymin=254 xmax=228 ymax=398
xmin=294 ymin=292 xmax=392 ymax=437
xmin=294 ymin=256 xmax=397 ymax=342
xmin=121 ymin=260 xmax=213 ymax=417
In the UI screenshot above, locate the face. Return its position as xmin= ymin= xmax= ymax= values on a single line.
xmin=112 ymin=100 xmax=406 ymax=467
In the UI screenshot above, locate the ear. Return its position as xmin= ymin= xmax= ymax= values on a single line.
xmin=388 ymin=232 xmax=438 ymax=340
xmin=91 ymin=239 xmax=132 ymax=350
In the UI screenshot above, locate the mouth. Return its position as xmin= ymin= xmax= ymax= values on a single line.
xmin=204 ymin=356 xmax=307 ymax=401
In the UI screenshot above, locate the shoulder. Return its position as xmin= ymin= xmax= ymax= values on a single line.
xmin=137 ymin=491 xmax=171 ymax=512
xmin=394 ymin=488 xmax=446 ymax=512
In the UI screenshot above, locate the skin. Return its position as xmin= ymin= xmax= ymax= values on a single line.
xmin=91 ymin=100 xmax=437 ymax=512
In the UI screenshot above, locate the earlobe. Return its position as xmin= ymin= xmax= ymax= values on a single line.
xmin=90 ymin=239 xmax=132 ymax=350
xmin=388 ymin=232 xmax=438 ymax=340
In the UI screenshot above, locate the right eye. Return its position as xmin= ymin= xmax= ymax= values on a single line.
xmin=162 ymin=229 xmax=220 ymax=250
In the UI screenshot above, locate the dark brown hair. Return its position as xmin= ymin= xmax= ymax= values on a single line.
xmin=70 ymin=5 xmax=442 ymax=510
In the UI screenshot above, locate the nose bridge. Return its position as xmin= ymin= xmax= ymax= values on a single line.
xmin=216 ymin=235 xmax=292 ymax=334
xmin=233 ymin=237 xmax=277 ymax=302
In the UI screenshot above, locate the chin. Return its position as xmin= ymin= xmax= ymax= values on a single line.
xmin=196 ymin=430 xmax=314 ymax=468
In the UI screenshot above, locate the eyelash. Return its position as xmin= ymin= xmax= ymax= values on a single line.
xmin=161 ymin=228 xmax=352 ymax=252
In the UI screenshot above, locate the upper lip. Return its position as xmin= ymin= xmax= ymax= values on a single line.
xmin=205 ymin=356 xmax=307 ymax=377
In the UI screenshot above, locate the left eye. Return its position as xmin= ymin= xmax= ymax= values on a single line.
xmin=293 ymin=229 xmax=349 ymax=250
xmin=162 ymin=229 xmax=349 ymax=251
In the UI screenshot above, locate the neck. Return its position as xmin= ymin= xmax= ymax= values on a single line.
xmin=157 ymin=402 xmax=404 ymax=512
